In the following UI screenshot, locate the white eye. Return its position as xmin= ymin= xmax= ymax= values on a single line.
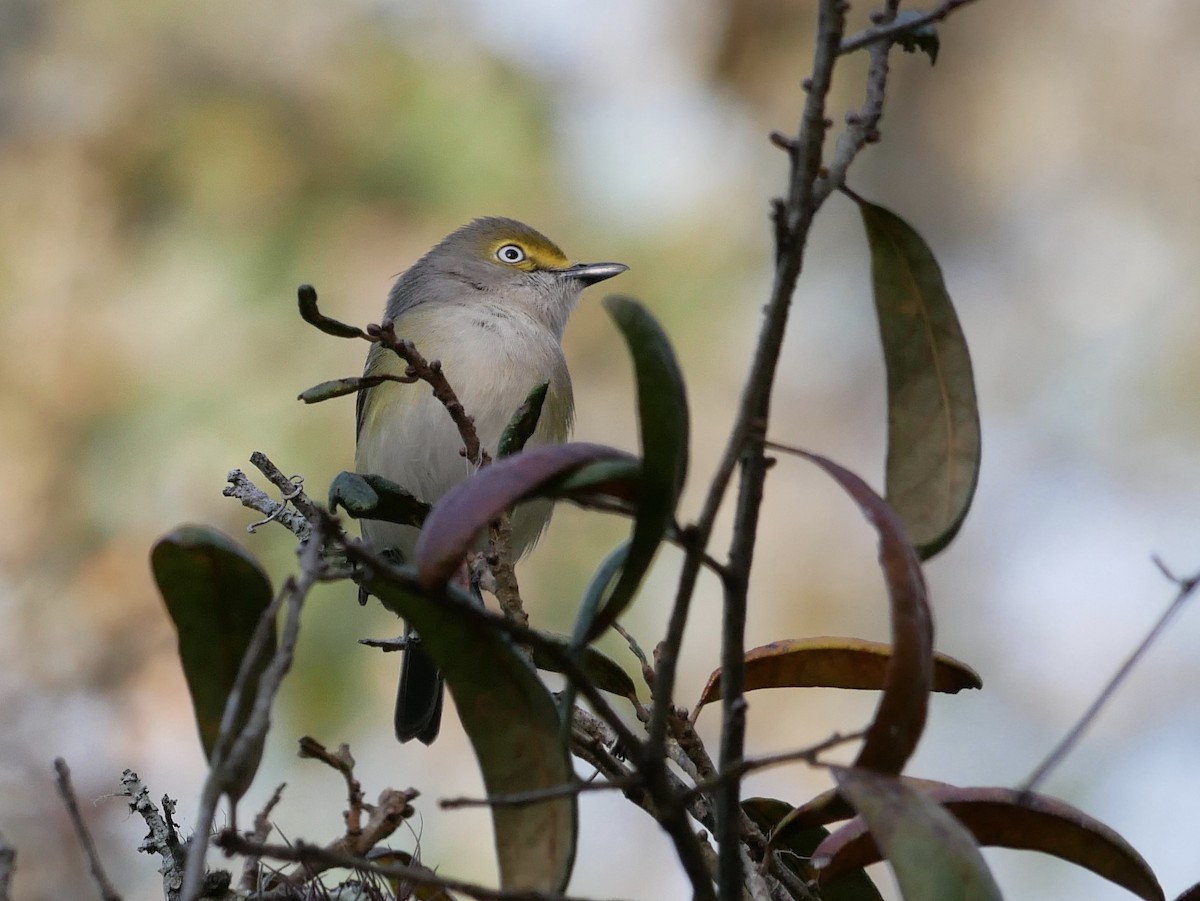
xmin=496 ymin=243 xmax=526 ymax=264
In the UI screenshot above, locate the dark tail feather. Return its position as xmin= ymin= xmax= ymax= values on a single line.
xmin=395 ymin=623 xmax=443 ymax=744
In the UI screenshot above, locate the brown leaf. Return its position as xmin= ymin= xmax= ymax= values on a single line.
xmin=694 ymin=636 xmax=979 ymax=714
xmin=793 ymin=452 xmax=933 ymax=774
xmin=820 ymin=768 xmax=1002 ymax=900
xmin=816 ymin=780 xmax=1164 ymax=901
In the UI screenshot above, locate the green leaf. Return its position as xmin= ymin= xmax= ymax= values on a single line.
xmin=151 ymin=526 xmax=275 ymax=793
xmin=297 ymin=283 xmax=367 ymax=338
xmin=542 ymin=457 xmax=642 ymax=512
xmin=298 ymin=374 xmax=408 ymax=404
xmin=585 ymin=296 xmax=689 ymax=640
xmin=793 ymin=451 xmax=933 ymax=774
xmin=694 ymin=637 xmax=980 ymax=713
xmin=328 ymin=470 xmax=429 ymax=529
xmin=815 ymin=780 xmax=1164 ymax=901
xmin=855 ymin=197 xmax=980 ymax=560
xmin=498 ymin=382 xmax=549 ymax=457
xmin=413 ymin=443 xmax=636 ymax=590
xmin=530 ymin=630 xmax=638 ymax=699
xmin=743 ymin=798 xmax=883 ymax=901
xmin=365 ymin=572 xmax=576 ymax=892
xmin=820 ymin=768 xmax=1002 ymax=901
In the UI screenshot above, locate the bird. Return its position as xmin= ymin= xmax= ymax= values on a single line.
xmin=355 ymin=216 xmax=627 ymax=743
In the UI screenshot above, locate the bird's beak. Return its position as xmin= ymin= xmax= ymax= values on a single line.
xmin=561 ymin=261 xmax=629 ymax=286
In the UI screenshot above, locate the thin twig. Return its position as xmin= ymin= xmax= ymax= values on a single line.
xmin=117 ymin=771 xmax=187 ymax=900
xmin=224 ymin=468 xmax=312 ymax=540
xmin=296 ymin=738 xmax=365 ymax=836
xmin=369 ymin=320 xmax=490 ymax=469
xmin=711 ymin=4 xmax=850 ymax=896
xmin=239 ymin=783 xmax=285 ymax=892
xmin=215 ymin=832 xmax=629 ymax=901
xmin=53 ymin=759 xmax=123 ymax=901
xmin=839 ymin=0 xmax=982 ymax=55
xmin=0 ymin=829 xmax=13 ymax=901
xmin=439 ymin=774 xmax=638 ymax=810
xmin=1020 ymin=559 xmax=1200 ymax=793
xmin=685 ymin=731 xmax=865 ymax=802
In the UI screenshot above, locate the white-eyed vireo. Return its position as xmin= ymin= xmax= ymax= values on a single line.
xmin=355 ymin=217 xmax=626 ymax=743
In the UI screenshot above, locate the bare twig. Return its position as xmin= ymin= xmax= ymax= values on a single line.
xmin=215 ymin=831 xmax=629 ymax=901
xmin=117 ymin=771 xmax=187 ymax=900
xmin=239 ymin=783 xmax=285 ymax=892
xmin=1020 ymin=559 xmax=1200 ymax=793
xmin=839 ymin=0 xmax=981 ymax=55
xmin=439 ymin=774 xmax=637 ymax=810
xmin=224 ymin=468 xmax=311 ymax=540
xmin=249 ymin=451 xmax=324 ymax=525
xmin=0 ymin=829 xmax=14 ymax=901
xmin=705 ymin=4 xmax=851 ymax=895
xmin=686 ymin=731 xmax=865 ymax=802
xmin=53 ymin=759 xmax=123 ymax=901
xmin=296 ymin=738 xmax=366 ymax=836
xmin=369 ymin=320 xmax=489 ymax=469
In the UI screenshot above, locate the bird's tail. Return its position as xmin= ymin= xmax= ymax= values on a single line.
xmin=395 ymin=622 xmax=444 ymax=744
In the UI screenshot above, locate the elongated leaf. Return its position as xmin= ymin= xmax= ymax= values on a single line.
xmin=584 ymin=296 xmax=689 ymax=640
xmin=366 ymin=572 xmax=576 ymax=892
xmin=414 ymin=443 xmax=636 ymax=590
xmin=298 ymin=374 xmax=408 ymax=404
xmin=543 ymin=458 xmax=642 ymax=512
xmin=328 ymin=470 xmax=429 ymax=529
xmin=744 ymin=797 xmax=883 ymax=901
xmin=151 ymin=526 xmax=275 ymax=779
xmin=856 ymin=197 xmax=980 ymax=560
xmin=694 ymin=637 xmax=979 ymax=713
xmin=530 ymin=630 xmax=638 ymax=699
xmin=1175 ymin=884 xmax=1200 ymax=901
xmin=297 ymin=283 xmax=367 ymax=338
xmin=797 ymin=451 xmax=933 ymax=774
xmin=821 ymin=768 xmax=1002 ymax=901
xmin=816 ymin=782 xmax=1163 ymax=901
xmin=498 ymin=382 xmax=549 ymax=457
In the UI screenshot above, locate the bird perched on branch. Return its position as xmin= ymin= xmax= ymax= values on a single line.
xmin=356 ymin=216 xmax=627 ymax=743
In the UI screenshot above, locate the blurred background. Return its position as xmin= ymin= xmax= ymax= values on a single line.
xmin=2 ymin=0 xmax=1199 ymax=898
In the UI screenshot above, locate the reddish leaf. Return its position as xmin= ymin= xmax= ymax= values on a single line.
xmin=414 ymin=443 xmax=635 ymax=590
xmin=820 ymin=768 xmax=1001 ymax=901
xmin=694 ymin=637 xmax=979 ymax=713
xmin=795 ymin=451 xmax=933 ymax=774
xmin=816 ymin=781 xmax=1164 ymax=901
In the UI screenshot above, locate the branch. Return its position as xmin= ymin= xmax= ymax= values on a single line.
xmin=239 ymin=783 xmax=285 ymax=892
xmin=224 ymin=467 xmax=311 ymax=540
xmin=117 ymin=770 xmax=187 ymax=900
xmin=838 ymin=0 xmax=981 ymax=55
xmin=53 ymin=759 xmax=123 ymax=901
xmin=368 ymin=320 xmax=489 ymax=469
xmin=1020 ymin=558 xmax=1200 ymax=793
xmin=0 ymin=829 xmax=13 ymax=901
xmin=215 ymin=832 xmax=630 ymax=901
